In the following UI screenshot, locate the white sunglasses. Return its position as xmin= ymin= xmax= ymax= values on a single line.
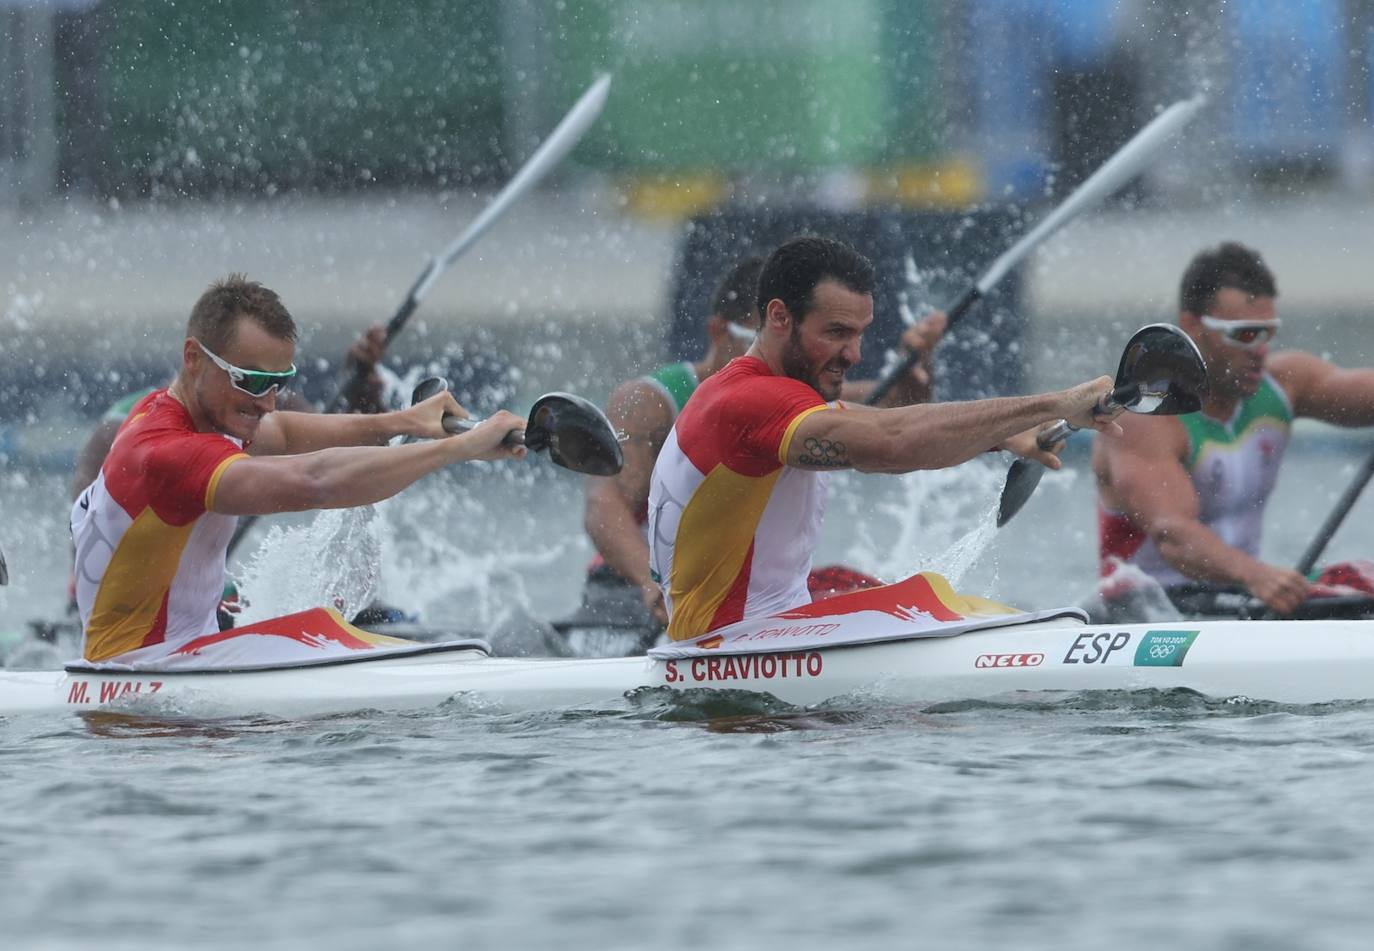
xmin=196 ymin=339 xmax=297 ymax=396
xmin=1199 ymin=316 xmax=1280 ymax=350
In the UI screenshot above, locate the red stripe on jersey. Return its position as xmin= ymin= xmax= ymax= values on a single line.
xmin=708 ymin=538 xmax=756 ymax=630
xmin=673 ymin=357 xmax=825 ymax=477
xmin=141 ymin=588 xmax=171 ymax=649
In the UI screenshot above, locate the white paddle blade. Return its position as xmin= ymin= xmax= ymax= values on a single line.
xmin=978 ymin=94 xmax=1207 ymax=294
xmin=416 ymin=73 xmax=614 ymax=301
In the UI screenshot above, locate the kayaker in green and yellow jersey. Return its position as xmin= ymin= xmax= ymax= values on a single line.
xmin=575 ymin=255 xmax=948 ymax=647
xmin=1095 ymin=241 xmax=1374 ymax=616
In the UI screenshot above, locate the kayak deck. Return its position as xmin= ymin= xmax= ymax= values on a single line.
xmin=3 ymin=617 xmax=1374 ymax=718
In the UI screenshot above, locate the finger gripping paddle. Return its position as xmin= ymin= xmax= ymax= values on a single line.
xmin=996 ymin=324 xmax=1207 ymax=527
xmin=441 ymin=392 xmax=624 ymax=477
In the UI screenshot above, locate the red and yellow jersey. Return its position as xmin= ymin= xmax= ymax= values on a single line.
xmin=71 ymin=389 xmax=247 ymax=662
xmin=647 ymin=356 xmax=833 ymax=640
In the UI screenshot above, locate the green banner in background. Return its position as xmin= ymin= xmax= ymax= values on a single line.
xmin=550 ymin=0 xmax=888 ymax=171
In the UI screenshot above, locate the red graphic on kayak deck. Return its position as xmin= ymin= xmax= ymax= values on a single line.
xmin=173 ymin=608 xmax=379 ymax=655
xmin=774 ymin=573 xmax=963 ymax=623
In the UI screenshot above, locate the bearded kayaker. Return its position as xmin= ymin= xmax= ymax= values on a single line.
xmin=572 ymin=255 xmax=947 ymax=648
xmin=647 ymin=235 xmax=1119 ymax=641
xmin=1094 ymin=241 xmax=1374 ymax=616
xmin=71 ymin=274 xmax=525 ymax=667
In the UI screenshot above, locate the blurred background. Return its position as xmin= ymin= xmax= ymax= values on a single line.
xmin=4 ymin=0 xmax=1374 ymax=631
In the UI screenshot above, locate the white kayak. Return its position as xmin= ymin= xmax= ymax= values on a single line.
xmin=3 ymin=572 xmax=1374 ymax=717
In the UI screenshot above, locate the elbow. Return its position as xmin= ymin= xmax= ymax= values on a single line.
xmin=280 ymin=460 xmax=335 ymax=511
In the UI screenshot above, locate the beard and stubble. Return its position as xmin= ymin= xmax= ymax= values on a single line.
xmin=780 ymin=321 xmax=850 ymax=402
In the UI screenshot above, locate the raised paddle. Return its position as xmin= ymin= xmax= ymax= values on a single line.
xmin=411 ymin=375 xmax=624 ymax=476
xmin=996 ymin=324 xmax=1208 ymax=526
xmin=865 ymin=94 xmax=1207 ymax=406
xmin=228 ymin=75 xmax=612 ymax=556
xmin=329 ymin=73 xmax=612 ymax=411
xmin=0 ymin=544 xmax=7 ymax=585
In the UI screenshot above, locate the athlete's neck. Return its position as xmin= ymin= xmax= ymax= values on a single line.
xmin=1200 ymin=388 xmax=1245 ymax=422
xmin=166 ymin=374 xmax=214 ymax=433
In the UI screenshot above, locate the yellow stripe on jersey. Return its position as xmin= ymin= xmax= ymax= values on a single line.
xmin=204 ymin=453 xmax=247 ymax=510
xmin=667 ymin=464 xmax=782 ymax=639
xmin=777 ymin=404 xmax=830 ymax=465
xmin=85 ymin=508 xmax=196 ymax=662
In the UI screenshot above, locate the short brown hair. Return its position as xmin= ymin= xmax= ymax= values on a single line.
xmin=1179 ymin=242 xmax=1277 ymax=316
xmin=188 ymin=274 xmax=297 ymax=352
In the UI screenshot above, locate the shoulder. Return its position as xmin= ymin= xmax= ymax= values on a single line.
xmin=1098 ymin=412 xmax=1187 ymax=461
xmin=606 ymin=377 xmax=674 ymax=435
xmin=1267 ymin=350 xmax=1328 ymax=401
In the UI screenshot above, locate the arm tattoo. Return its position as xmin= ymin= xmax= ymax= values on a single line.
xmin=798 ymin=436 xmax=850 ymax=468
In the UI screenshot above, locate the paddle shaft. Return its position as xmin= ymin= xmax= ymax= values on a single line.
xmin=1031 ymin=382 xmax=1138 ymax=446
xmin=326 ymin=73 xmax=612 ymax=412
xmin=1294 ymin=444 xmax=1374 ymax=576
xmin=442 ymin=413 xmax=525 ymax=447
xmin=865 ymin=286 xmax=979 ymax=405
xmin=228 ymin=76 xmax=611 ymax=556
xmin=865 ymin=95 xmax=1207 ymax=407
xmin=994 ymin=385 xmax=1135 ymax=528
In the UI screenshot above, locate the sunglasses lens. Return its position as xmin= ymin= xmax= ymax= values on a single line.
xmin=238 ymin=376 xmax=275 ymax=396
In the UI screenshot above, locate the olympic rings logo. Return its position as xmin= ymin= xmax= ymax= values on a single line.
xmin=1148 ymin=644 xmax=1177 ymax=659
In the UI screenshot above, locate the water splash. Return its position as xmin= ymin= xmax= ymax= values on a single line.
xmin=234 ymin=507 xmax=382 ymax=623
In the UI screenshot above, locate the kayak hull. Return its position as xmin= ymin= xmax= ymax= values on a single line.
xmin=4 ymin=617 xmax=1374 ymax=717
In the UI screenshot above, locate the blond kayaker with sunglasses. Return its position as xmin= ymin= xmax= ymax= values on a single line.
xmin=1095 ymin=241 xmax=1374 ymax=616
xmin=70 ymin=274 xmax=526 ymax=667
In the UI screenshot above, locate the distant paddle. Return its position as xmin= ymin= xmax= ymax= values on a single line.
xmin=329 ymin=74 xmax=613 ymax=412
xmin=996 ymin=324 xmax=1207 ymax=526
xmin=866 ymin=94 xmax=1207 ymax=406
xmin=412 ymin=376 xmax=624 ymax=476
xmin=0 ymin=544 xmax=7 ymax=585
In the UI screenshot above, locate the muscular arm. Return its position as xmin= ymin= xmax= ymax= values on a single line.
xmin=211 ymin=413 xmax=524 ymax=516
xmin=584 ymin=379 xmax=671 ymax=589
xmin=1270 ymin=351 xmax=1374 ymax=427
xmin=788 ymin=377 xmax=1112 ymax=473
xmin=1096 ymin=413 xmax=1308 ymax=611
xmin=248 ymin=409 xmax=412 ymax=456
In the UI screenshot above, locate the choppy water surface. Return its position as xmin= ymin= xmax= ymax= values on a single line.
xmin=4 ymin=443 xmax=1374 ymax=949
xmin=5 ymin=692 xmax=1374 ymax=950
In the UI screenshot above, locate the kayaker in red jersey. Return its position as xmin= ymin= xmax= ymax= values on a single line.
xmin=1094 ymin=241 xmax=1374 ymax=616
xmin=576 ymin=255 xmax=947 ymax=644
xmin=71 ymin=275 xmax=525 ymax=667
xmin=647 ymin=236 xmax=1120 ymax=641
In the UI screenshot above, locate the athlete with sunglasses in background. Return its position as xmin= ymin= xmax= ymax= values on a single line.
xmin=1094 ymin=242 xmax=1374 ymax=616
xmin=70 ymin=275 xmax=525 ymax=667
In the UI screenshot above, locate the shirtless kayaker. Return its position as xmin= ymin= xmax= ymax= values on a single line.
xmin=1094 ymin=241 xmax=1374 ymax=616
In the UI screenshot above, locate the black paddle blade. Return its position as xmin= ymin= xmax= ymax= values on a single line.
xmin=525 ymin=392 xmax=624 ymax=477
xmin=996 ymin=459 xmax=1044 ymax=527
xmin=410 ymin=375 xmax=450 ymax=406
xmin=0 ymin=545 xmax=7 ymax=585
xmin=1112 ymin=323 xmax=1207 ymax=415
